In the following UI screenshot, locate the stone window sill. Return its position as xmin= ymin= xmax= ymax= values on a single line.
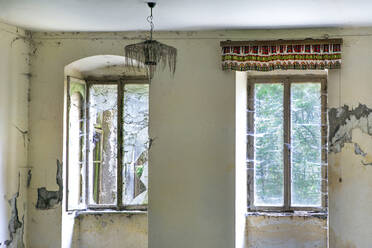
xmin=246 ymin=211 xmax=327 ymax=219
xmin=67 ymin=209 xmax=147 ymax=217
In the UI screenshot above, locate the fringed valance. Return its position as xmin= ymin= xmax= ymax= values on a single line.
xmin=221 ymin=39 xmax=342 ymax=71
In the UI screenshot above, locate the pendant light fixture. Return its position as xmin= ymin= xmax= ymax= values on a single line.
xmin=124 ymin=1 xmax=177 ymax=78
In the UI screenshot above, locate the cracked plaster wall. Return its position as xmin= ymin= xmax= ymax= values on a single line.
xmin=0 ymin=22 xmax=30 ymax=247
xmin=25 ymin=27 xmax=372 ymax=248
xmin=326 ymin=32 xmax=372 ymax=248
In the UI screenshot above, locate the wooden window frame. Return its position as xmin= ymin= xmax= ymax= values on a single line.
xmin=247 ymin=75 xmax=328 ymax=213
xmin=65 ymin=77 xmax=149 ymax=212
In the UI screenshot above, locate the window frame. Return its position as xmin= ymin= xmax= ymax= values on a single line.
xmin=247 ymin=74 xmax=328 ymax=213
xmin=65 ymin=76 xmax=149 ymax=212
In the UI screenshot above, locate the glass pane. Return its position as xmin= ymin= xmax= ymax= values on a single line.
xmin=123 ymin=84 xmax=149 ymax=207
xmin=88 ymin=84 xmax=118 ymax=205
xmin=68 ymin=81 xmax=86 ymax=210
xmin=291 ymin=83 xmax=322 ymax=207
xmin=254 ymin=83 xmax=284 ymax=206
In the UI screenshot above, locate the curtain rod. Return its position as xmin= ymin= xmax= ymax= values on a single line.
xmin=220 ymin=38 xmax=343 ymax=47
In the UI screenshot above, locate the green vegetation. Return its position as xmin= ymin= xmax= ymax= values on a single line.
xmin=254 ymin=83 xmax=322 ymax=207
xmin=70 ymin=82 xmax=85 ymax=98
xmin=254 ymin=83 xmax=284 ymax=206
xmin=291 ymin=83 xmax=321 ymax=206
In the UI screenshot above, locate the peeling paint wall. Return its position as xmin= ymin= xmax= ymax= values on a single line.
xmin=5 ymin=190 xmax=25 ymax=248
xmin=0 ymin=22 xmax=30 ymax=247
xmin=328 ymin=128 xmax=372 ymax=248
xmin=329 ymin=104 xmax=372 ymax=154
xmin=36 ymin=160 xmax=62 ymax=210
xmin=326 ymin=32 xmax=372 ymax=248
xmin=26 ymin=27 xmax=372 ymax=248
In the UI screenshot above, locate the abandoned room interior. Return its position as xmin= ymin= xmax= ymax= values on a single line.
xmin=1 ymin=0 xmax=372 ymax=247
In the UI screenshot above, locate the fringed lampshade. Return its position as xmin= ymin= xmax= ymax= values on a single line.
xmin=124 ymin=2 xmax=177 ymax=78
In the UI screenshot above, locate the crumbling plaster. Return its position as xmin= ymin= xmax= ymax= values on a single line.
xmin=328 ymin=127 xmax=372 ymax=248
xmin=36 ymin=160 xmax=62 ymax=210
xmin=5 ymin=183 xmax=24 ymax=248
xmin=0 ymin=22 xmax=30 ymax=247
xmin=329 ymin=104 xmax=372 ymax=154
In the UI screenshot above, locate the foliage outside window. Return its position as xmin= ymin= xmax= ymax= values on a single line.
xmin=66 ymin=77 xmax=149 ymax=211
xmin=247 ymin=75 xmax=327 ymax=212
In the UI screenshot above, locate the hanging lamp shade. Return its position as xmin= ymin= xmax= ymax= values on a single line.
xmin=125 ymin=40 xmax=177 ymax=76
xmin=124 ymin=2 xmax=177 ymax=77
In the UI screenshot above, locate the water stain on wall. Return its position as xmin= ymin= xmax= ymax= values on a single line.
xmin=329 ymin=228 xmax=356 ymax=248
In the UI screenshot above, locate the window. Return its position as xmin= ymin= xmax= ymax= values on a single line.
xmin=247 ymin=75 xmax=327 ymax=212
xmin=66 ymin=77 xmax=149 ymax=211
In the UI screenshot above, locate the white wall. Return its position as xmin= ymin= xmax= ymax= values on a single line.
xmin=148 ymin=39 xmax=235 ymax=248
xmin=0 ymin=22 xmax=30 ymax=247
xmin=27 ymin=28 xmax=372 ymax=248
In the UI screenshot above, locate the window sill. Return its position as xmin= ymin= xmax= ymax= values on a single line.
xmin=246 ymin=211 xmax=327 ymax=219
xmin=67 ymin=209 xmax=147 ymax=217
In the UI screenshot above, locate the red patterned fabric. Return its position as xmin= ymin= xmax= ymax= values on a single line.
xmin=221 ymin=41 xmax=342 ymax=71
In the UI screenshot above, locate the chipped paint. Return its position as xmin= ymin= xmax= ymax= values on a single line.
xmin=36 ymin=160 xmax=63 ymax=209
xmin=354 ymin=143 xmax=367 ymax=157
xmin=4 ymin=194 xmax=24 ymax=248
xmin=353 ymin=143 xmax=372 ymax=166
xmin=4 ymin=174 xmax=25 ymax=248
xmin=26 ymin=169 xmax=32 ymax=188
xmin=329 ymin=104 xmax=372 ymax=153
xmin=361 ymin=160 xmax=372 ymax=166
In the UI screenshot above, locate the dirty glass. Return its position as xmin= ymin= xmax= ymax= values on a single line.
xmin=68 ymin=80 xmax=86 ymax=210
xmin=123 ymin=84 xmax=149 ymax=207
xmin=254 ymin=83 xmax=284 ymax=206
xmin=291 ymin=83 xmax=322 ymax=207
xmin=88 ymin=84 xmax=118 ymax=205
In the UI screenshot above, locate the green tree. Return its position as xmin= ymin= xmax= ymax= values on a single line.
xmin=254 ymin=83 xmax=321 ymax=207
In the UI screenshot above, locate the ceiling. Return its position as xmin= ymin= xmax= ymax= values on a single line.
xmin=1 ymin=0 xmax=372 ymax=32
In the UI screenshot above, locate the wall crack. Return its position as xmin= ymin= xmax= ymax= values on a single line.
xmin=13 ymin=125 xmax=29 ymax=148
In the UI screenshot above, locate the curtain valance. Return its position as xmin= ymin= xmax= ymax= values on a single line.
xmin=221 ymin=39 xmax=342 ymax=71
